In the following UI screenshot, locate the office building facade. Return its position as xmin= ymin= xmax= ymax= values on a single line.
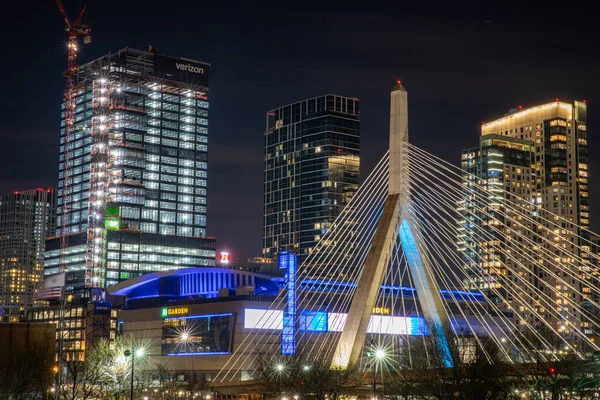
xmin=0 ymin=189 xmax=56 ymax=321
xmin=459 ymin=101 xmax=590 ymax=334
xmin=459 ymin=135 xmax=534 ymax=305
xmin=46 ymin=47 xmax=215 ymax=297
xmin=263 ymin=95 xmax=360 ymax=262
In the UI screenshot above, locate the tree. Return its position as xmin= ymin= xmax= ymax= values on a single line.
xmin=385 ymin=328 xmax=514 ymax=399
xmin=59 ymin=339 xmax=114 ymax=400
xmin=253 ymin=353 xmax=362 ymax=400
xmin=512 ymin=352 xmax=600 ymax=399
xmin=0 ymin=329 xmax=55 ymax=400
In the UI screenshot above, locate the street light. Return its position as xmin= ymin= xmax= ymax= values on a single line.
xmin=124 ymin=348 xmax=144 ymax=400
xmin=369 ymin=346 xmax=386 ymax=400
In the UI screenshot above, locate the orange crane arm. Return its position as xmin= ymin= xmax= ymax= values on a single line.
xmin=55 ymin=0 xmax=71 ymax=29
xmin=74 ymin=5 xmax=86 ymax=26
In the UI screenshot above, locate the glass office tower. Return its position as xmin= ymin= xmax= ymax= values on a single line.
xmin=263 ymin=95 xmax=360 ymax=262
xmin=45 ymin=48 xmax=215 ymax=297
xmin=0 ymin=189 xmax=56 ymax=321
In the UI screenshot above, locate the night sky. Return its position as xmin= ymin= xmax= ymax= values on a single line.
xmin=1 ymin=2 xmax=598 ymax=255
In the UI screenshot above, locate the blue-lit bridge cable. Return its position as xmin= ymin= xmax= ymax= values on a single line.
xmin=407 ymin=145 xmax=600 ymax=319
xmin=405 ymin=158 xmax=587 ymax=347
xmin=216 ymin=153 xmax=390 ymax=381
xmin=257 ymin=153 xmax=389 ymax=364
xmin=408 ymin=143 xmax=600 ymax=272
xmin=407 ymin=202 xmax=502 ymax=363
xmin=406 ymin=153 xmax=600 ymax=355
xmin=405 ymin=189 xmax=546 ymax=360
xmin=407 ymin=199 xmax=536 ymax=362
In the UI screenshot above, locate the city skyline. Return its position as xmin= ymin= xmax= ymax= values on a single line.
xmin=0 ymin=2 xmax=598 ymax=255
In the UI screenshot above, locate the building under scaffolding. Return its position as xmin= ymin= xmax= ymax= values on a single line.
xmin=45 ymin=47 xmax=216 ymax=299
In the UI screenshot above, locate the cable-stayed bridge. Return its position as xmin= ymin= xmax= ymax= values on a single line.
xmin=216 ymin=84 xmax=600 ymax=384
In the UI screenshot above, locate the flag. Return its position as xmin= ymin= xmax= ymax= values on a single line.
xmin=35 ymin=286 xmax=63 ymax=300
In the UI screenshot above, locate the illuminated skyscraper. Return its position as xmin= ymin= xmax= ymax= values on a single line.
xmin=459 ymin=100 xmax=590 ymax=334
xmin=45 ymin=48 xmax=216 ymax=298
xmin=459 ymin=135 xmax=534 ymax=300
xmin=263 ymin=95 xmax=360 ymax=261
xmin=0 ymin=189 xmax=56 ymax=321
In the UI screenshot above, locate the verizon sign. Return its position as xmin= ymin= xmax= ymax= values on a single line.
xmin=175 ymin=62 xmax=205 ymax=75
xmin=153 ymin=55 xmax=209 ymax=86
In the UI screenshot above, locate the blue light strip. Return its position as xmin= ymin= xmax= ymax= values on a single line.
xmin=280 ymin=252 xmax=297 ymax=355
xmin=400 ymin=218 xmax=454 ymax=368
xmin=301 ymin=279 xmax=483 ymax=300
xmin=167 ymin=352 xmax=229 ymax=356
xmin=164 ymin=312 xmax=233 ymax=322
xmin=128 ymin=294 xmax=178 ymax=301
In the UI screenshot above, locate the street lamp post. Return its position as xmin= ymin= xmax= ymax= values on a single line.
xmin=371 ymin=348 xmax=385 ymax=400
xmin=124 ymin=348 xmax=144 ymax=400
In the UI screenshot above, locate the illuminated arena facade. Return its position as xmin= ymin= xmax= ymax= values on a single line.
xmin=108 ymin=265 xmax=493 ymax=380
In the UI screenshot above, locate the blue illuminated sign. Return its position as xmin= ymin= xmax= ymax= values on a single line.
xmin=299 ymin=311 xmax=328 ymax=332
xmin=279 ymin=251 xmax=297 ymax=355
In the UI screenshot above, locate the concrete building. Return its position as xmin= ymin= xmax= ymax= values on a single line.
xmin=47 ymin=47 xmax=215 ymax=299
xmin=0 ymin=189 xmax=56 ymax=322
xmin=263 ymin=95 xmax=360 ymax=262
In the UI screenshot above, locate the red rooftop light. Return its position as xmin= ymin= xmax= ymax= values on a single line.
xmin=518 ymin=105 xmax=523 ymax=109
xmin=397 ymin=80 xmax=401 ymax=84
xmin=583 ymin=99 xmax=587 ymax=103
xmin=556 ymin=98 xmax=559 ymax=101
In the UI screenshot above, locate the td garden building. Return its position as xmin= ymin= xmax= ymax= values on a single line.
xmin=108 ymin=256 xmax=495 ymax=382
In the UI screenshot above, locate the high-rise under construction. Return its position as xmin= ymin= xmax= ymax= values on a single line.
xmin=45 ymin=47 xmax=216 ymax=298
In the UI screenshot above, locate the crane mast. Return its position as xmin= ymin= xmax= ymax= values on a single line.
xmin=55 ymin=1 xmax=91 ymax=263
xmin=54 ymin=2 xmax=91 ymax=397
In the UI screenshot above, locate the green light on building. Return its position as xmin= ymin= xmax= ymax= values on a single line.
xmin=105 ymin=206 xmax=120 ymax=231
xmin=105 ymin=206 xmax=120 ymax=218
xmin=161 ymin=308 xmax=168 ymax=318
xmin=105 ymin=219 xmax=120 ymax=230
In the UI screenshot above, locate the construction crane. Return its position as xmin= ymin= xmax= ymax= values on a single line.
xmin=55 ymin=0 xmax=91 ymax=273
xmin=55 ymin=0 xmax=91 ymax=88
xmin=54 ymin=2 xmax=91 ymax=398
